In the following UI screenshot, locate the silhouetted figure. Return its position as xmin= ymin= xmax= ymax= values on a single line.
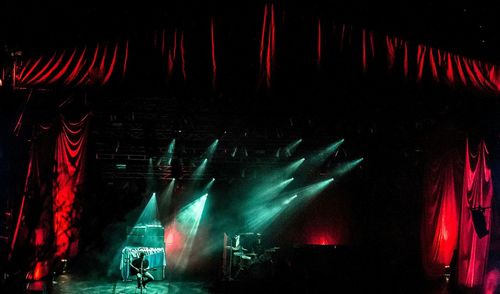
xmin=130 ymin=252 xmax=154 ymax=289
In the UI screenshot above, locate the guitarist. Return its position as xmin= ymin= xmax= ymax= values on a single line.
xmin=130 ymin=252 xmax=154 ymax=289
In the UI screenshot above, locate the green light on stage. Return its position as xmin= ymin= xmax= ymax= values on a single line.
xmin=192 ymin=158 xmax=208 ymax=179
xmin=299 ymin=178 xmax=334 ymax=198
xmin=175 ymin=194 xmax=208 ymax=271
xmin=260 ymin=177 xmax=294 ymax=197
xmin=202 ymin=178 xmax=215 ymax=193
xmin=309 ymin=139 xmax=344 ymax=164
xmin=203 ymin=139 xmax=219 ymax=160
xmin=166 ymin=139 xmax=176 ymax=165
xmin=135 ymin=193 xmax=160 ymax=226
xmin=284 ymin=158 xmax=305 ymax=177
xmin=283 ymin=194 xmax=298 ymax=205
xmin=160 ymin=179 xmax=176 ymax=211
xmin=285 ymin=139 xmax=303 ymax=157
xmin=331 ymin=157 xmax=364 ymax=177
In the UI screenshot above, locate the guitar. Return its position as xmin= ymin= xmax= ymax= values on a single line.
xmin=130 ymin=262 xmax=158 ymax=275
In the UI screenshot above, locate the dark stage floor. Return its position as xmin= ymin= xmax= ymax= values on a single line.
xmin=50 ymin=275 xmax=211 ymax=294
xmin=26 ymin=274 xmax=457 ymax=294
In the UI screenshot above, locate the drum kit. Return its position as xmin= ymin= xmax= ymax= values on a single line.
xmin=227 ymin=233 xmax=280 ymax=280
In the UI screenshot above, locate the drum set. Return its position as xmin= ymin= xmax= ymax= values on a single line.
xmin=223 ymin=232 xmax=280 ymax=281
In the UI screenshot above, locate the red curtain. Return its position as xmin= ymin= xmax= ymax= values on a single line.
xmin=52 ymin=114 xmax=90 ymax=258
xmin=458 ymin=140 xmax=493 ymax=287
xmin=421 ymin=151 xmax=461 ymax=279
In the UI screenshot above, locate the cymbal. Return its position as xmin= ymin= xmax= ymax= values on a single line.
xmin=241 ymin=255 xmax=251 ymax=260
xmin=233 ymin=252 xmax=246 ymax=256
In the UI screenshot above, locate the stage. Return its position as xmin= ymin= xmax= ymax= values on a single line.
xmin=33 ymin=273 xmax=454 ymax=294
xmin=50 ymin=274 xmax=211 ymax=294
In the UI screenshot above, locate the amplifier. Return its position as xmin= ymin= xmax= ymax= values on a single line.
xmin=146 ymin=225 xmax=164 ymax=237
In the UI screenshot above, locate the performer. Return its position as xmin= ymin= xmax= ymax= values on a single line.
xmin=130 ymin=252 xmax=154 ymax=289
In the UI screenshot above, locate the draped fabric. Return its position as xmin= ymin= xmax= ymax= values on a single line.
xmin=421 ymin=151 xmax=461 ymax=279
xmin=458 ymin=140 xmax=493 ymax=287
xmin=52 ymin=114 xmax=90 ymax=258
xmin=2 ymin=14 xmax=500 ymax=94
xmin=154 ymin=28 xmax=187 ymax=81
xmin=259 ymin=3 xmax=276 ymax=88
xmin=15 ymin=42 xmax=127 ymax=88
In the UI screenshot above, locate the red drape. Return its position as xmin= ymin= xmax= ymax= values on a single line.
xmin=52 ymin=114 xmax=90 ymax=258
xmin=458 ymin=140 xmax=493 ymax=287
xmin=421 ymin=151 xmax=461 ymax=279
xmin=15 ymin=42 xmax=127 ymax=88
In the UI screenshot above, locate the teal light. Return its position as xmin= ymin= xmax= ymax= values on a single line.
xmin=166 ymin=139 xmax=176 ymax=165
xmin=298 ymin=178 xmax=335 ymax=198
xmin=135 ymin=193 xmax=160 ymax=226
xmin=285 ymin=139 xmax=303 ymax=157
xmin=283 ymin=194 xmax=298 ymax=205
xmin=192 ymin=158 xmax=208 ymax=179
xmin=160 ymin=179 xmax=176 ymax=211
xmin=203 ymin=139 xmax=219 ymax=160
xmin=309 ymin=139 xmax=344 ymax=165
xmin=245 ymin=178 xmax=334 ymax=231
xmin=331 ymin=157 xmax=364 ymax=178
xmin=202 ymin=178 xmax=215 ymax=193
xmin=175 ymin=194 xmax=208 ymax=271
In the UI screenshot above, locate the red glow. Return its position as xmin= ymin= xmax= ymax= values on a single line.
xmin=421 ymin=153 xmax=459 ymax=279
xmin=35 ymin=51 xmax=65 ymax=85
xmin=65 ymin=47 xmax=87 ymax=84
xmin=25 ymin=53 xmax=57 ymax=85
xmin=458 ymin=140 xmax=493 ymax=287
xmin=9 ymin=157 xmax=32 ymax=260
xmin=210 ymin=17 xmax=217 ymax=88
xmin=417 ymin=45 xmax=426 ymax=81
xmin=34 ymin=228 xmax=45 ymax=247
xmin=77 ymin=44 xmax=99 ymax=85
xmin=53 ymin=115 xmax=89 ymax=258
xmin=33 ymin=261 xmax=49 ymax=281
xmin=270 ymin=4 xmax=275 ymax=60
xmin=403 ymin=41 xmax=408 ymax=77
xmin=164 ymin=222 xmax=185 ymax=270
xmin=99 ymin=45 xmax=108 ymax=77
xmin=386 ymin=35 xmax=395 ymax=70
xmin=103 ymin=43 xmax=118 ymax=84
xmin=180 ymin=32 xmax=186 ymax=81
xmin=266 ymin=24 xmax=271 ymax=87
xmin=259 ymin=4 xmax=268 ymax=67
xmin=49 ymin=49 xmax=77 ymax=84
xmin=123 ymin=41 xmax=128 ymax=77
xmin=446 ymin=53 xmax=454 ymax=83
xmin=455 ymin=55 xmax=467 ymax=85
xmin=307 ymin=232 xmax=336 ymax=246
xmin=164 ymin=223 xmax=184 ymax=252
xmin=429 ymin=48 xmax=439 ymax=81
xmin=362 ymin=29 xmax=366 ymax=72
xmin=369 ymin=31 xmax=375 ymax=57
xmin=484 ymin=269 xmax=500 ymax=294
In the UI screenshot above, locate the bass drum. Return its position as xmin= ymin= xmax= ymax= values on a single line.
xmin=248 ymin=259 xmax=274 ymax=281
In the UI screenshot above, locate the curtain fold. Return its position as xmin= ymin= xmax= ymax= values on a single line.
xmin=458 ymin=140 xmax=493 ymax=287
xmin=421 ymin=151 xmax=461 ymax=279
xmin=52 ymin=114 xmax=90 ymax=258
